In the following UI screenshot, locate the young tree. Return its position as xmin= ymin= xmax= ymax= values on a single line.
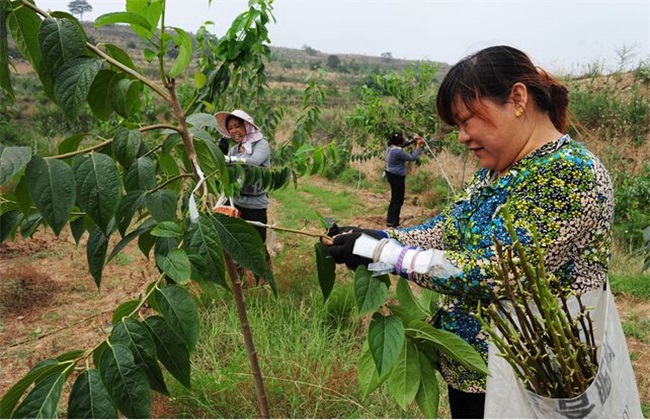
xmin=67 ymin=0 xmax=92 ymax=21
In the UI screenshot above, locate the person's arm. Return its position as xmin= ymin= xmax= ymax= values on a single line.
xmin=390 ymin=159 xmax=609 ymax=300
xmin=243 ymin=139 xmax=271 ymax=166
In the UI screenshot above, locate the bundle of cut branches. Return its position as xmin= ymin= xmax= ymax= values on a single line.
xmin=477 ymin=215 xmax=599 ymax=399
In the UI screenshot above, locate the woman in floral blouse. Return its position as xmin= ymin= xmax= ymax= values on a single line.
xmin=327 ymin=45 xmax=614 ymax=418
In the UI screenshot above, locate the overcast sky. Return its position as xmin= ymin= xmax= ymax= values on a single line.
xmin=36 ymin=0 xmax=650 ymax=74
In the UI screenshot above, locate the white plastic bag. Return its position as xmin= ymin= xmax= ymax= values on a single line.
xmin=484 ymin=285 xmax=643 ymax=418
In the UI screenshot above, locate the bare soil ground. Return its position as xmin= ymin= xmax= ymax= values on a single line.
xmin=0 ymin=175 xmax=648 ymax=416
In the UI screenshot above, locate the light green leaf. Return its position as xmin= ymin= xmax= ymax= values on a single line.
xmin=194 ymin=71 xmax=206 ymax=89
xmin=67 ymin=369 xmax=118 ymax=419
xmin=155 ymin=248 xmax=191 ymax=284
xmin=54 ymin=57 xmax=103 ymax=119
xmin=95 ymin=11 xmax=152 ymax=32
xmin=126 ymin=0 xmax=163 ymax=38
xmin=57 ymin=133 xmax=89 ymax=155
xmin=415 ymin=350 xmax=440 ymax=418
xmin=354 ymin=266 xmax=389 ymax=315
xmin=167 ymin=27 xmax=192 ymax=78
xmin=154 ymin=285 xmax=199 ymax=351
xmin=100 ymin=343 xmax=151 ymax=418
xmin=0 ymin=144 xmax=32 ymax=187
xmin=25 ymin=156 xmax=75 ymax=236
xmin=408 ymin=320 xmax=488 ymax=375
xmin=368 ymin=313 xmax=404 ymax=377
xmin=357 ymin=341 xmax=389 ymax=399
xmin=387 ymin=340 xmax=420 ymax=411
xmin=143 ymin=315 xmax=191 ymax=388
xmin=315 ymin=242 xmax=336 ymax=301
xmin=396 ymin=277 xmax=429 ymax=320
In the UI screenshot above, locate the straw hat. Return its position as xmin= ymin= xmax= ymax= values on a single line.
xmin=214 ymin=109 xmax=259 ymax=138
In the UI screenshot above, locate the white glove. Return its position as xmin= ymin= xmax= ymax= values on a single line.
xmin=225 ymin=156 xmax=246 ymax=164
xmin=353 ymin=233 xmax=462 ymax=279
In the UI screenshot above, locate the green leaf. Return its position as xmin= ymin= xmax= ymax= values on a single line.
xmin=126 ymin=0 xmax=163 ymax=38
xmin=113 ymin=128 xmax=142 ymax=169
xmin=0 ymin=210 xmax=21 ymax=242
xmin=185 ymin=214 xmax=226 ymax=287
xmin=395 ymin=277 xmax=429 ymax=320
xmin=39 ymin=17 xmax=87 ymax=78
xmin=110 ymin=318 xmax=169 ymax=395
xmin=73 ymin=153 xmax=122 ymax=233
xmin=151 ymin=221 xmax=182 ymax=238
xmin=123 ymin=156 xmax=157 ymax=193
xmin=95 ymin=12 xmax=152 ymax=32
xmin=194 ymin=71 xmax=206 ymax=89
xmin=415 ymin=350 xmax=440 ymax=418
xmin=354 ymin=266 xmax=389 ymax=315
xmin=167 ymin=27 xmax=192 ymax=78
xmin=99 ymin=343 xmax=151 ymax=418
xmin=107 ymin=218 xmax=156 ymax=263
xmin=8 ymin=5 xmax=55 ymax=101
xmin=0 ymin=144 xmax=31 ymax=187
xmin=211 ymin=213 xmax=267 ymax=277
xmin=407 ymin=320 xmax=488 ymax=375
xmin=13 ymin=367 xmax=71 ymax=419
xmin=0 ymin=0 xmax=14 ymax=103
xmin=143 ymin=316 xmax=191 ymax=388
xmin=357 ymin=341 xmax=389 ymax=399
xmin=110 ymin=78 xmax=142 ymax=118
xmin=102 ymin=43 xmax=137 ymax=71
xmin=315 ymin=242 xmax=336 ymax=301
xmin=0 ymin=360 xmax=63 ymax=418
xmin=57 ymin=133 xmax=89 ymax=155
xmin=387 ymin=340 xmax=420 ymax=411
xmin=67 ymin=369 xmax=118 ymax=419
xmin=154 ymin=285 xmax=199 ymax=351
xmin=87 ymin=225 xmax=109 ymax=288
xmin=115 ymin=190 xmax=147 ymax=236
xmin=54 ymin=57 xmax=103 ymax=119
xmin=112 ymin=300 xmax=141 ymax=325
xmin=88 ymin=69 xmax=122 ymax=120
xmin=145 ymin=189 xmax=177 ymax=223
xmin=25 ymin=156 xmax=76 ymax=236
xmin=368 ymin=313 xmax=405 ymax=377
xmin=186 ymin=112 xmax=218 ymax=130
xmin=155 ymin=248 xmax=191 ymax=284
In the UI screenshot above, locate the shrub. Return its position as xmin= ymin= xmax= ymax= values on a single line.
xmin=613 ymin=164 xmax=650 ymax=251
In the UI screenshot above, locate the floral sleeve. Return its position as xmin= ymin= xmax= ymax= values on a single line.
xmin=390 ymin=141 xmax=613 ymax=300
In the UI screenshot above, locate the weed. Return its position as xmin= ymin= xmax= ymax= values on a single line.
xmin=0 ymin=263 xmax=55 ymax=316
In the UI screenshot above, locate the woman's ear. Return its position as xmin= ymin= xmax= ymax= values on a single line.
xmin=510 ymin=82 xmax=528 ymax=108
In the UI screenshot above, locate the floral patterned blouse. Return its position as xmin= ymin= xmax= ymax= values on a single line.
xmin=389 ymin=135 xmax=614 ymax=393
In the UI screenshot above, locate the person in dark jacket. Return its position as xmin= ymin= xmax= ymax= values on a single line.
xmin=385 ymin=132 xmax=425 ymax=227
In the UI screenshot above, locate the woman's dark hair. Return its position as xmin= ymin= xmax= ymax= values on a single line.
xmin=436 ymin=45 xmax=569 ymax=132
xmin=388 ymin=131 xmax=404 ymax=146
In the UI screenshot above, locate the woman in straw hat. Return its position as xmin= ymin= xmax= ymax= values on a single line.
xmin=215 ymin=109 xmax=271 ymax=243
